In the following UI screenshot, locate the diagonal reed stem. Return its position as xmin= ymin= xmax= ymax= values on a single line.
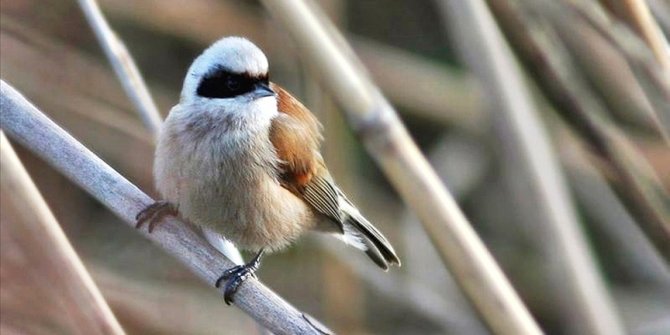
xmin=0 ymin=80 xmax=331 ymax=335
xmin=76 ymin=0 xmax=245 ymax=265
xmin=259 ymin=1 xmax=542 ymax=334
xmin=439 ymin=0 xmax=625 ymax=333
xmin=76 ymin=0 xmax=162 ymax=135
xmin=1 ymin=132 xmax=126 ymax=335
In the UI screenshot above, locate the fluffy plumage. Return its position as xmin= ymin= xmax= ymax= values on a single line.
xmin=154 ymin=36 xmax=400 ymax=269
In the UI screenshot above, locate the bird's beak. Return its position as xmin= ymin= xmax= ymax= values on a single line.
xmin=251 ymin=82 xmax=275 ymax=99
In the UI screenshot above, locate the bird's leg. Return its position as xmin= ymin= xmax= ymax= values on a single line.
xmin=135 ymin=200 xmax=178 ymax=233
xmin=216 ymin=249 xmax=265 ymax=305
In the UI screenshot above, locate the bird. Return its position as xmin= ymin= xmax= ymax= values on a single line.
xmin=135 ymin=36 xmax=400 ymax=304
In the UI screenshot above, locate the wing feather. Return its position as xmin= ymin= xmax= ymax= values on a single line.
xmin=269 ymin=83 xmax=400 ymax=269
xmin=303 ymin=174 xmax=341 ymax=222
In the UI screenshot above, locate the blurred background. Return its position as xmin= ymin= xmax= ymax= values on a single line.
xmin=1 ymin=0 xmax=669 ymax=334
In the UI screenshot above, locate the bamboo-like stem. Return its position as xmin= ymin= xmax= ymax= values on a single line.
xmin=488 ymin=0 xmax=670 ymax=262
xmin=566 ymin=1 xmax=670 ymax=142
xmin=438 ymin=1 xmax=625 ymax=334
xmin=569 ymin=2 xmax=670 ymax=143
xmin=3 ymin=25 xmax=483 ymax=329
xmin=351 ymin=38 xmax=483 ymax=131
xmin=76 ymin=0 xmax=162 ymax=135
xmin=77 ymin=0 xmax=245 ymax=266
xmin=560 ymin=136 xmax=670 ymax=289
xmin=0 ymin=132 xmax=126 ymax=335
xmin=96 ymin=0 xmax=482 ymax=130
xmin=616 ymin=0 xmax=670 ymax=71
xmin=498 ymin=0 xmax=670 ymax=311
xmin=303 ymin=4 xmax=365 ymax=332
xmin=259 ymin=1 xmax=541 ymax=334
xmin=0 ymin=80 xmax=331 ymax=335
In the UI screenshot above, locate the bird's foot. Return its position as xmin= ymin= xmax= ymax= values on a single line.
xmin=135 ymin=201 xmax=178 ymax=233
xmin=216 ymin=249 xmax=265 ymax=305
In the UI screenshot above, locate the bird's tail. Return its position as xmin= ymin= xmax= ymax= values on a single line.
xmin=341 ymin=202 xmax=401 ymax=270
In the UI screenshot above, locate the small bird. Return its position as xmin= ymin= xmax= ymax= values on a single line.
xmin=136 ymin=36 xmax=400 ymax=304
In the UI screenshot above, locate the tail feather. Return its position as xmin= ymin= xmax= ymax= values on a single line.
xmin=349 ymin=216 xmax=401 ymax=268
xmin=342 ymin=203 xmax=401 ymax=269
xmin=305 ymin=173 xmax=401 ymax=269
xmin=362 ymin=237 xmax=390 ymax=270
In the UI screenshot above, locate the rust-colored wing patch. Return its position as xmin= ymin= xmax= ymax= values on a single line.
xmin=269 ymin=83 xmax=323 ymax=193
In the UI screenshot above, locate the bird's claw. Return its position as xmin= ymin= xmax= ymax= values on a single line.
xmin=135 ymin=201 xmax=178 ymax=233
xmin=216 ymin=249 xmax=265 ymax=305
xmin=216 ymin=264 xmax=257 ymax=305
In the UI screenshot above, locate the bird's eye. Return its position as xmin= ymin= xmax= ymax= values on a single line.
xmin=226 ymin=76 xmax=241 ymax=92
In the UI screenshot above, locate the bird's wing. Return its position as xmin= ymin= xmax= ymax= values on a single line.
xmin=269 ymin=83 xmax=400 ymax=269
xmin=268 ymin=83 xmax=341 ymax=221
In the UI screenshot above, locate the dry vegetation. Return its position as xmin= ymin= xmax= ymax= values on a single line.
xmin=1 ymin=0 xmax=669 ymax=334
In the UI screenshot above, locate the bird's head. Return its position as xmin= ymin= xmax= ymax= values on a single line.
xmin=181 ymin=37 xmax=275 ymax=107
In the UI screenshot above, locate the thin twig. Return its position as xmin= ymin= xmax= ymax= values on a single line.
xmin=77 ymin=0 xmax=245 ymax=266
xmin=488 ymin=0 xmax=670 ymax=262
xmin=0 ymin=80 xmax=331 ymax=335
xmin=76 ymin=0 xmax=162 ymax=135
xmin=543 ymin=0 xmax=670 ymax=259
xmin=567 ymin=1 xmax=670 ymax=141
xmin=259 ymin=1 xmax=541 ymax=334
xmin=559 ymin=135 xmax=670 ymax=289
xmin=438 ymin=0 xmax=625 ymax=334
xmin=0 ymin=132 xmax=126 ymax=335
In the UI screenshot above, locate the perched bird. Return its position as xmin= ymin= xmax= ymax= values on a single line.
xmin=136 ymin=36 xmax=400 ymax=304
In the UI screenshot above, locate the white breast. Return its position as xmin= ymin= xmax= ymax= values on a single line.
xmin=154 ymin=99 xmax=313 ymax=251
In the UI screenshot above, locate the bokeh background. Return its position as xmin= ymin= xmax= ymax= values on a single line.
xmin=1 ymin=0 xmax=669 ymax=334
